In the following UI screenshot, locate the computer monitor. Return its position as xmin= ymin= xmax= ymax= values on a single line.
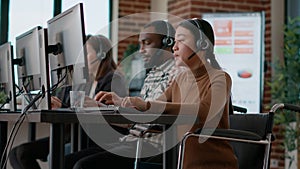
xmin=47 ymin=3 xmax=88 ymax=87
xmin=0 ymin=42 xmax=17 ymax=111
xmin=15 ymin=26 xmax=50 ymax=109
xmin=15 ymin=26 xmax=42 ymax=91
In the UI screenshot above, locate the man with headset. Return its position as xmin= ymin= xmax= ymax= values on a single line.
xmin=64 ymin=20 xmax=180 ymax=169
xmin=138 ymin=20 xmax=178 ymax=100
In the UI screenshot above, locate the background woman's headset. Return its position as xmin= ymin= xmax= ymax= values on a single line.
xmin=95 ymin=35 xmax=107 ymax=61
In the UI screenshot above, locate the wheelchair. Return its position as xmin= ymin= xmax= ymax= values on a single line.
xmin=134 ymin=104 xmax=248 ymax=169
xmin=177 ymin=103 xmax=300 ymax=169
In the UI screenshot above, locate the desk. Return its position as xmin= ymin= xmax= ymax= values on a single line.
xmin=0 ymin=110 xmax=197 ymax=169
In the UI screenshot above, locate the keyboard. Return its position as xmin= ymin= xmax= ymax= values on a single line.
xmin=82 ymin=105 xmax=119 ymax=113
xmin=53 ymin=106 xmax=118 ymax=113
xmin=117 ymin=106 xmax=143 ymax=114
xmin=54 ymin=106 xmax=142 ymax=114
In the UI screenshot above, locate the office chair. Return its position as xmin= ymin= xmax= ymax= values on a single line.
xmin=177 ymin=103 xmax=300 ymax=169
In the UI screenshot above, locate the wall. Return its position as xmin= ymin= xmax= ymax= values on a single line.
xmin=117 ymin=0 xmax=151 ymax=62
xmin=118 ymin=0 xmax=284 ymax=168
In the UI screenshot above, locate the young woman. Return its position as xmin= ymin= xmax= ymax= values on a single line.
xmin=96 ymin=18 xmax=238 ymax=169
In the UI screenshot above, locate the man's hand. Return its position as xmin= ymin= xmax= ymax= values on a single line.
xmin=83 ymin=96 xmax=98 ymax=107
xmin=94 ymin=91 xmax=123 ymax=106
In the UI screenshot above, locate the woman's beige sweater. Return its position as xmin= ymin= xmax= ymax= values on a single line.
xmin=148 ymin=63 xmax=238 ymax=169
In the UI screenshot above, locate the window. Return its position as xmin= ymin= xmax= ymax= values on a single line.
xmin=9 ymin=0 xmax=53 ymax=85
xmin=8 ymin=0 xmax=53 ymax=48
xmin=62 ymin=0 xmax=110 ymax=37
xmin=9 ymin=0 xmax=111 ymax=54
xmin=8 ymin=0 xmax=111 ymax=85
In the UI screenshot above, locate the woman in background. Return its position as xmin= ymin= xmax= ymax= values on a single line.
xmin=85 ymin=34 xmax=127 ymax=98
xmin=51 ymin=34 xmax=127 ymax=107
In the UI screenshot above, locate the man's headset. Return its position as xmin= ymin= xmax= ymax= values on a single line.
xmin=162 ymin=20 xmax=175 ymax=48
xmin=188 ymin=18 xmax=210 ymax=60
xmin=147 ymin=20 xmax=174 ymax=65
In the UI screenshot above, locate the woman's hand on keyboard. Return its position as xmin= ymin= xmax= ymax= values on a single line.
xmin=51 ymin=96 xmax=62 ymax=109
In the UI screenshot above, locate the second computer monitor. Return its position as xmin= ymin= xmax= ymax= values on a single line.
xmin=47 ymin=3 xmax=88 ymax=87
xmin=15 ymin=26 xmax=50 ymax=110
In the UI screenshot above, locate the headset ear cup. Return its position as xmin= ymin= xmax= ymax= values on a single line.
xmin=196 ymin=39 xmax=209 ymax=51
xmin=162 ymin=36 xmax=174 ymax=47
xmin=101 ymin=52 xmax=107 ymax=60
xmin=202 ymin=39 xmax=209 ymax=50
xmin=162 ymin=21 xmax=175 ymax=48
xmin=96 ymin=52 xmax=102 ymax=61
xmin=97 ymin=52 xmax=106 ymax=61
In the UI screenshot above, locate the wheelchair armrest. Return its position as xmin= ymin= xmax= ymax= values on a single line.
xmin=195 ymin=128 xmax=263 ymax=141
xmin=233 ymin=105 xmax=247 ymax=113
xmin=147 ymin=124 xmax=164 ymax=131
xmin=141 ymin=125 xmax=164 ymax=136
xmin=130 ymin=124 xmax=164 ymax=137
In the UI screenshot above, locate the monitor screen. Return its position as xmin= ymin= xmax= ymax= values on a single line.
xmin=15 ymin=26 xmax=42 ymax=91
xmin=47 ymin=3 xmax=88 ymax=87
xmin=0 ymin=42 xmax=17 ymax=111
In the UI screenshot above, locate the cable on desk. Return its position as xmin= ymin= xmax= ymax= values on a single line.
xmin=0 ymin=72 xmax=67 ymax=168
xmin=0 ymin=85 xmax=45 ymax=168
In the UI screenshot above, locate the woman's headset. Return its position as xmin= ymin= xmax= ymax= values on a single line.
xmin=162 ymin=21 xmax=175 ymax=48
xmin=191 ymin=18 xmax=210 ymax=51
xmin=95 ymin=35 xmax=107 ymax=61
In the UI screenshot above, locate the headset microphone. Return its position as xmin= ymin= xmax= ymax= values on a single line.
xmin=188 ymin=48 xmax=200 ymax=60
xmin=90 ymin=57 xmax=101 ymax=65
xmin=188 ymin=52 xmax=196 ymax=60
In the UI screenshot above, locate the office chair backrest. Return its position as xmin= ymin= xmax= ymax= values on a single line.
xmin=229 ymin=113 xmax=271 ymax=169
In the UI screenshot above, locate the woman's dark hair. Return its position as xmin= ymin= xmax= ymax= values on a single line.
xmin=86 ymin=34 xmax=117 ymax=80
xmin=178 ymin=18 xmax=221 ymax=70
